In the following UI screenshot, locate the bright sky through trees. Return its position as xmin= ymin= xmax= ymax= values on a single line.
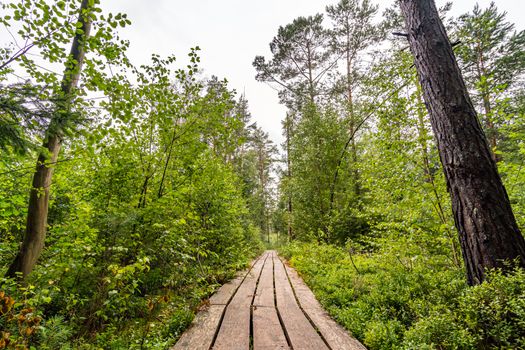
xmin=1 ymin=0 xmax=520 ymax=145
xmin=96 ymin=0 xmax=525 ymax=146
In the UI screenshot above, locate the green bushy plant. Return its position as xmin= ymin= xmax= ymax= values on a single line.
xmin=281 ymin=240 xmax=525 ymax=350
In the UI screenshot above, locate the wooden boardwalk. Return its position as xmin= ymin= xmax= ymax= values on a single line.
xmin=173 ymin=251 xmax=366 ymax=350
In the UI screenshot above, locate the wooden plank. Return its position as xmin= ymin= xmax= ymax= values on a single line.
xmin=172 ymin=304 xmax=224 ymax=350
xmin=176 ymin=251 xmax=364 ymax=350
xmin=283 ymin=259 xmax=367 ymax=350
xmin=173 ymin=254 xmax=263 ymax=350
xmin=209 ymin=255 xmax=262 ymax=305
xmin=253 ymin=306 xmax=289 ymax=350
xmin=209 ymin=274 xmax=245 ymax=305
xmin=212 ymin=252 xmax=269 ymax=350
xmin=274 ymin=256 xmax=329 ymax=350
xmin=253 ymin=251 xmax=289 ymax=349
xmin=253 ymin=251 xmax=276 ymax=307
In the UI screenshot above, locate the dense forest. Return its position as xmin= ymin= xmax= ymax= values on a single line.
xmin=1 ymin=0 xmax=524 ymax=349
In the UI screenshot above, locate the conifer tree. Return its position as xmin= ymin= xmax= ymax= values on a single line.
xmin=400 ymin=0 xmax=525 ymax=285
xmin=454 ymin=2 xmax=525 ymax=161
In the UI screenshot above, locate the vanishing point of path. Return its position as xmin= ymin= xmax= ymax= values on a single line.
xmin=173 ymin=250 xmax=366 ymax=350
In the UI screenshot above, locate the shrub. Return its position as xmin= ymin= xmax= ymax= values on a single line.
xmin=280 ymin=241 xmax=525 ymax=350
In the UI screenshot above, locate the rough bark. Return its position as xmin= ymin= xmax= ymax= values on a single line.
xmin=400 ymin=0 xmax=525 ymax=285
xmin=6 ymin=0 xmax=92 ymax=279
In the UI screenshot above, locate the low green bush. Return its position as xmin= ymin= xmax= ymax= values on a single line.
xmin=280 ymin=238 xmax=525 ymax=350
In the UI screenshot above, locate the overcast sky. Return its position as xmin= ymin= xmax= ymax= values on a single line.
xmin=8 ymin=1 xmax=524 ymax=147
xmin=100 ymin=0 xmax=524 ymax=146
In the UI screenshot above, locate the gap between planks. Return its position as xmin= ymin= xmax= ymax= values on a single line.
xmin=173 ymin=251 xmax=366 ymax=350
xmin=279 ymin=256 xmax=367 ymax=350
xmin=212 ymin=252 xmax=269 ymax=349
xmin=171 ymin=253 xmax=267 ymax=350
xmin=252 ymin=251 xmax=289 ymax=349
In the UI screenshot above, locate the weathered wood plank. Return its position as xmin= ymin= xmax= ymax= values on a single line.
xmin=274 ymin=256 xmax=329 ymax=350
xmin=253 ymin=251 xmax=289 ymax=350
xmin=208 ymin=274 xmax=245 ymax=305
xmin=283 ymin=259 xmax=367 ymax=350
xmin=253 ymin=306 xmax=289 ymax=350
xmin=173 ymin=254 xmax=262 ymax=350
xmin=174 ymin=251 xmax=366 ymax=350
xmin=212 ymin=252 xmax=269 ymax=350
xmin=253 ymin=251 xmax=276 ymax=307
xmin=172 ymin=304 xmax=223 ymax=350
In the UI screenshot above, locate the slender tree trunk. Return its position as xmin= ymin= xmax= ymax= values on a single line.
xmin=477 ymin=51 xmax=499 ymax=162
xmin=400 ymin=0 xmax=525 ymax=285
xmin=138 ymin=176 xmax=150 ymax=209
xmin=285 ymin=114 xmax=294 ymax=239
xmin=6 ymin=0 xmax=92 ymax=280
xmin=346 ymin=49 xmax=361 ymax=199
xmin=267 ymin=211 xmax=270 ymax=243
xmin=158 ymin=137 xmax=175 ymax=199
xmin=481 ymin=93 xmax=499 ymax=162
xmin=306 ymin=44 xmax=315 ymax=103
xmin=415 ymin=87 xmax=461 ymax=267
xmin=257 ymin=146 xmax=269 ymax=240
xmin=415 ymin=83 xmax=432 ymax=181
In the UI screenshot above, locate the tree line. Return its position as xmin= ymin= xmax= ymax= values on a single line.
xmin=0 ymin=0 xmax=274 ymax=347
xmin=256 ymin=0 xmax=525 ymax=285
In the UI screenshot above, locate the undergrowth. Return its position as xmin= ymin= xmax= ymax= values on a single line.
xmin=1 ymin=237 xmax=263 ymax=349
xmin=279 ymin=226 xmax=525 ymax=350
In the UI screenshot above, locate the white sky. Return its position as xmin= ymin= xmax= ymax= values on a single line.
xmin=3 ymin=1 xmax=524 ymax=147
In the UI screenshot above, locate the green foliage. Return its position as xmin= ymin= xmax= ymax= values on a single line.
xmin=37 ymin=316 xmax=74 ymax=350
xmin=0 ymin=6 xmax=266 ymax=345
xmin=1 ymin=0 xmax=524 ymax=349
xmin=253 ymin=14 xmax=332 ymax=109
xmin=280 ymin=242 xmax=525 ymax=350
xmin=0 ymin=279 xmax=45 ymax=349
xmin=287 ymin=105 xmax=353 ymax=241
xmin=1 ymin=71 xmax=264 ymax=345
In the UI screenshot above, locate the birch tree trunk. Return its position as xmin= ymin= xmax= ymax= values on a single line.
xmin=6 ymin=0 xmax=93 ymax=279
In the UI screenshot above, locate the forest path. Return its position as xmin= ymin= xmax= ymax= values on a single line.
xmin=172 ymin=250 xmax=366 ymax=350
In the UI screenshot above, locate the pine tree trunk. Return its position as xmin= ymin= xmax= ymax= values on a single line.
xmin=6 ymin=0 xmax=92 ymax=280
xmin=400 ymin=0 xmax=525 ymax=285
